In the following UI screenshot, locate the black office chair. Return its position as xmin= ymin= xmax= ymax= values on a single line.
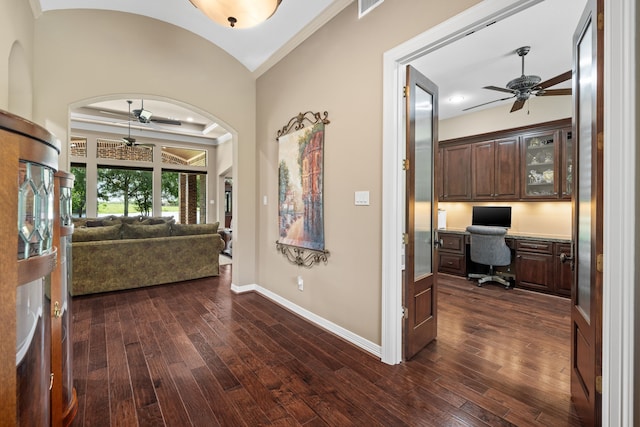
xmin=466 ymin=225 xmax=512 ymax=289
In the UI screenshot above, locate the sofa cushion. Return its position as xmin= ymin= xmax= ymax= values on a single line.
xmin=171 ymin=222 xmax=219 ymax=236
xmin=117 ymin=215 xmax=142 ymax=224
xmin=140 ymin=217 xmax=174 ymax=225
xmin=85 ymin=219 xmax=105 ymax=227
xmin=101 ymin=218 xmax=123 ymax=227
xmin=122 ymin=222 xmax=171 ymax=239
xmin=74 ymin=224 xmax=122 ymax=242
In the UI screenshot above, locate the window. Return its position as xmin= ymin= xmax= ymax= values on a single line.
xmin=70 ymin=164 xmax=87 ymax=217
xmin=97 ymin=166 xmax=153 ymax=217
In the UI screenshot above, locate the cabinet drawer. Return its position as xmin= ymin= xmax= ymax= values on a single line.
xmin=439 ymin=253 xmax=466 ymax=276
xmin=440 ymin=234 xmax=465 ymax=254
xmin=516 ymin=239 xmax=553 ymax=254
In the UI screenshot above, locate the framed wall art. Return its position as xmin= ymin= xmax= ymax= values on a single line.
xmin=276 ymin=111 xmax=330 ymax=267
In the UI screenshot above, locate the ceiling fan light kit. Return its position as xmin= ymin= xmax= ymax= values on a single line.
xmin=188 ymin=0 xmax=282 ymax=28
xmin=464 ymin=46 xmax=571 ymax=113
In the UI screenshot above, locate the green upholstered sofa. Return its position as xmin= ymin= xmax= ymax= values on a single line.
xmin=71 ymin=217 xmax=224 ymax=296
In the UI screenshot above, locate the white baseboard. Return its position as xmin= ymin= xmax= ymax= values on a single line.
xmin=231 ymin=283 xmax=382 ymax=358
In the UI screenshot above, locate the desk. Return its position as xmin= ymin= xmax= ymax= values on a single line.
xmin=437 ymin=229 xmax=572 ymax=297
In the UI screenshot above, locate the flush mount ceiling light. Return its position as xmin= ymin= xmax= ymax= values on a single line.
xmin=189 ymin=0 xmax=282 ymax=28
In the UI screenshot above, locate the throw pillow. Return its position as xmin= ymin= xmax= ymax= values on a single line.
xmin=85 ymin=219 xmax=104 ymax=227
xmin=101 ymin=218 xmax=123 ymax=227
xmin=73 ymin=224 xmax=122 ymax=242
xmin=122 ymin=222 xmax=171 ymax=239
xmin=171 ymin=222 xmax=219 ymax=236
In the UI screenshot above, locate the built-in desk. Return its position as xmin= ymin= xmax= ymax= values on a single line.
xmin=437 ymin=229 xmax=572 ymax=297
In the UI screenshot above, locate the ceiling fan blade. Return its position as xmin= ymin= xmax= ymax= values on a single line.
xmin=135 ymin=143 xmax=156 ymax=148
xmin=537 ymin=88 xmax=572 ymax=96
xmin=462 ymin=95 xmax=515 ymax=111
xmin=150 ymin=118 xmax=182 ymax=126
xmin=510 ymin=99 xmax=526 ymax=112
xmin=484 ymin=85 xmax=516 ymax=94
xmin=537 ymin=70 xmax=572 ymax=89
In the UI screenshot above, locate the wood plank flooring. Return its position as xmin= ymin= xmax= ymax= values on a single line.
xmin=70 ymin=267 xmax=581 ymax=426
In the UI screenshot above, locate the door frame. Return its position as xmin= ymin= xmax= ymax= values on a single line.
xmin=381 ymin=0 xmax=636 ymax=424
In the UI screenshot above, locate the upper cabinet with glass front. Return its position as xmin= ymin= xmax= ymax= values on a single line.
xmin=521 ymin=130 xmax=560 ymax=199
xmin=560 ymin=128 xmax=573 ymax=200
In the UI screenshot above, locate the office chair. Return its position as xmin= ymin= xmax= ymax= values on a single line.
xmin=466 ymin=225 xmax=512 ymax=289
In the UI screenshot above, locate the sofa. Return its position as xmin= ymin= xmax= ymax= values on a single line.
xmin=71 ymin=216 xmax=224 ymax=296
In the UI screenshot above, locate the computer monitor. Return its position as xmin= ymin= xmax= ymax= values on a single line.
xmin=471 ymin=206 xmax=512 ymax=228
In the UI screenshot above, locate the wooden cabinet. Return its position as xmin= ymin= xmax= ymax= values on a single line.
xmin=559 ymin=128 xmax=573 ymax=199
xmin=521 ymin=130 xmax=561 ymax=199
xmin=554 ymin=242 xmax=573 ymax=297
xmin=515 ymin=240 xmax=554 ymax=294
xmin=471 ymin=137 xmax=520 ymax=200
xmin=437 ymin=230 xmax=571 ymax=298
xmin=437 ymin=232 xmax=466 ymax=276
xmin=439 ymin=118 xmax=571 ymax=202
xmin=441 ymin=144 xmax=471 ymax=201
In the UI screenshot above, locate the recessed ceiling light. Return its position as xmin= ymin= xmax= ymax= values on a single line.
xmin=187 ymin=117 xmax=194 ymax=122
xmin=448 ymin=95 xmax=465 ymax=104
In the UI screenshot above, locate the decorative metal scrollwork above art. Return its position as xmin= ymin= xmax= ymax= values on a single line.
xmin=275 ymin=242 xmax=330 ymax=268
xmin=276 ymin=111 xmax=330 ymax=141
xmin=275 ymin=111 xmax=330 ymax=267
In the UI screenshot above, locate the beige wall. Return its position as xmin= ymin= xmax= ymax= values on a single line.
xmin=440 ymin=95 xmax=572 ymax=140
xmin=439 ymin=201 xmax=571 ymax=239
xmin=32 ymin=10 xmax=258 ymax=285
xmin=256 ymin=0 xmax=480 ymax=345
xmin=1 ymin=0 xmax=36 ymax=117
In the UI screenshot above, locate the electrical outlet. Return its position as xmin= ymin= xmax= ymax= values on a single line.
xmin=297 ymin=275 xmax=303 ymax=291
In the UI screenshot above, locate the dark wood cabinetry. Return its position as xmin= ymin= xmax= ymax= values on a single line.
xmin=559 ymin=128 xmax=573 ymax=200
xmin=554 ymin=242 xmax=573 ymax=297
xmin=515 ymin=239 xmax=555 ymax=293
xmin=441 ymin=144 xmax=471 ymax=200
xmin=438 ymin=231 xmax=572 ymax=298
xmin=440 ymin=119 xmax=571 ymax=202
xmin=471 ymin=137 xmax=520 ymax=200
xmin=438 ymin=232 xmax=466 ymax=276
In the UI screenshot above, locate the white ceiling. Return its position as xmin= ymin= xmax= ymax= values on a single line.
xmin=411 ymin=0 xmax=586 ymax=119
xmin=55 ymin=0 xmax=585 ymax=143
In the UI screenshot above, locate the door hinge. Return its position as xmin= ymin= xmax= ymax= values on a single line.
xmin=402 ymin=233 xmax=409 ymax=245
xmin=596 ymin=253 xmax=603 ymax=273
xmin=403 ymin=85 xmax=408 ymax=98
xmin=597 ymin=132 xmax=604 ymax=150
xmin=595 ymin=375 xmax=602 ymax=394
xmin=402 ymin=159 xmax=410 ymax=170
xmin=402 ymin=306 xmax=409 ymax=319
xmin=597 ymin=12 xmax=604 ymax=31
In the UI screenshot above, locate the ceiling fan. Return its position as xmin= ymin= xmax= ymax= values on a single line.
xmin=132 ymin=99 xmax=182 ymax=126
xmin=464 ymin=46 xmax=572 ymax=113
xmin=121 ymin=100 xmax=155 ymax=148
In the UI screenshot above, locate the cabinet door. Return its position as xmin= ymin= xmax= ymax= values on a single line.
xmin=471 ymin=141 xmax=494 ymax=199
xmin=494 ymin=137 xmax=520 ymax=199
xmin=521 ymin=130 xmax=560 ymax=199
xmin=515 ymin=240 xmax=554 ymax=293
xmin=442 ymin=144 xmax=471 ymax=200
xmin=516 ymin=251 xmax=554 ymax=293
xmin=555 ymin=242 xmax=573 ymax=297
xmin=560 ymin=128 xmax=573 ymax=200
xmin=437 ymin=148 xmax=444 ymax=200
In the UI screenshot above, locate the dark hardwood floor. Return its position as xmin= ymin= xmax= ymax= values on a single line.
xmin=70 ymin=267 xmax=581 ymax=426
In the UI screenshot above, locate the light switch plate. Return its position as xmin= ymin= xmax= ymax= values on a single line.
xmin=355 ymin=191 xmax=370 ymax=206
